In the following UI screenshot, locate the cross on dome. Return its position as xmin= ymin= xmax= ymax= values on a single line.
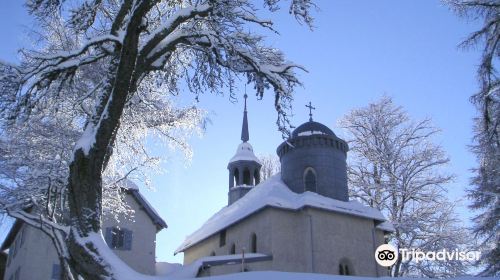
xmin=306 ymin=101 xmax=316 ymax=122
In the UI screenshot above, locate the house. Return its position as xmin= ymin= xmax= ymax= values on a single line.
xmin=1 ymin=182 xmax=167 ymax=280
xmin=174 ymin=96 xmax=394 ymax=277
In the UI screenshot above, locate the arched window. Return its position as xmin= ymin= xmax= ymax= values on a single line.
xmin=219 ymin=230 xmax=226 ymax=247
xmin=234 ymin=168 xmax=239 ymax=186
xmin=339 ymin=258 xmax=353 ymax=275
xmin=254 ymin=170 xmax=260 ymax=185
xmin=250 ymin=233 xmax=257 ymax=253
xmin=230 ymin=243 xmax=236 ymax=254
xmin=243 ymin=168 xmax=251 ymax=185
xmin=304 ymin=168 xmax=317 ymax=192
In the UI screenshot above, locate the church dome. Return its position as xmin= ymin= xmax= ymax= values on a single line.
xmin=229 ymin=142 xmax=260 ymax=164
xmin=277 ymin=118 xmax=349 ymax=202
xmin=292 ymin=121 xmax=336 ymax=138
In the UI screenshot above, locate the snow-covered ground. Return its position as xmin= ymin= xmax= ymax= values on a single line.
xmin=200 ymin=272 xmax=494 ymax=280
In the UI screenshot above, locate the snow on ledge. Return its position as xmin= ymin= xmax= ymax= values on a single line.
xmin=175 ymin=174 xmax=390 ymax=254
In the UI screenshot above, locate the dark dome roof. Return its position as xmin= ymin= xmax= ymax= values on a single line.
xmin=292 ymin=121 xmax=336 ymax=138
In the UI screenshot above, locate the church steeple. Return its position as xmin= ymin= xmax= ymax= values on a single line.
xmin=227 ymin=93 xmax=262 ymax=205
xmin=241 ymin=93 xmax=249 ymax=142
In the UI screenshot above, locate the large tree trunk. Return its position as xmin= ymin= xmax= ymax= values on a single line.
xmin=66 ymin=1 xmax=153 ymax=278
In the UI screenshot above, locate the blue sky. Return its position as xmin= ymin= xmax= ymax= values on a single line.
xmin=0 ymin=1 xmax=483 ymax=263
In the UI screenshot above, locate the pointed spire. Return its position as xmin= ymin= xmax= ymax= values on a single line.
xmin=241 ymin=93 xmax=249 ymax=142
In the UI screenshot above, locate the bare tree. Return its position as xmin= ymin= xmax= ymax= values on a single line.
xmin=259 ymin=154 xmax=281 ymax=181
xmin=446 ymin=1 xmax=500 ymax=275
xmin=0 ymin=80 xmax=204 ymax=278
xmin=340 ymin=96 xmax=470 ymax=277
xmin=0 ymin=0 xmax=314 ymax=278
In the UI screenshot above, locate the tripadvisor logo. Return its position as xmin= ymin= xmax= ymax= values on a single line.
xmin=375 ymin=244 xmax=398 ymax=267
xmin=375 ymin=244 xmax=481 ymax=267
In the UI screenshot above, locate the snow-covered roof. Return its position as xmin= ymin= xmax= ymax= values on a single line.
xmin=121 ymin=179 xmax=140 ymax=190
xmin=155 ymin=262 xmax=183 ymax=276
xmin=175 ymin=174 xmax=389 ymax=254
xmin=292 ymin=121 xmax=336 ymax=138
xmin=376 ymin=221 xmax=395 ymax=232
xmin=228 ymin=142 xmax=260 ymax=164
xmin=229 ymin=142 xmax=260 ymax=163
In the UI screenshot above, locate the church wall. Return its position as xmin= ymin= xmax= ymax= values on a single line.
xmin=102 ymin=193 xmax=157 ymax=275
xmin=267 ymin=207 xmax=385 ymax=276
xmin=183 ymin=208 xmax=274 ymax=265
xmin=267 ymin=208 xmax=311 ymax=273
xmin=304 ymin=207 xmax=385 ymax=276
xmin=183 ymin=207 xmax=388 ymax=277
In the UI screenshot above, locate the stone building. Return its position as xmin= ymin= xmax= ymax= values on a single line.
xmin=1 ymin=181 xmax=166 ymax=280
xmin=175 ymin=97 xmax=394 ymax=277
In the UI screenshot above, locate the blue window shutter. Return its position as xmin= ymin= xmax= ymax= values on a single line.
xmin=124 ymin=229 xmax=133 ymax=250
xmin=105 ymin=227 xmax=112 ymax=248
xmin=51 ymin=264 xmax=61 ymax=280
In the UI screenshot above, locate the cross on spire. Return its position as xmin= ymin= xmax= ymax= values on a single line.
xmin=306 ymin=101 xmax=316 ymax=122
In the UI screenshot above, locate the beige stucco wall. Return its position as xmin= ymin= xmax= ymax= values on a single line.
xmin=4 ymin=224 xmax=60 ymax=280
xmin=102 ymin=193 xmax=158 ymax=275
xmin=183 ymin=207 xmax=389 ymax=277
xmin=4 ymin=192 xmax=158 ymax=279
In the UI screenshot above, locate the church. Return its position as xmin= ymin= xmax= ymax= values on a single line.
xmin=175 ymin=95 xmax=394 ymax=277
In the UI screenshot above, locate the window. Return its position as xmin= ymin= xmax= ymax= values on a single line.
xmin=250 ymin=233 xmax=257 ymax=253
xmin=339 ymin=264 xmax=350 ymax=275
xmin=51 ymin=264 xmax=62 ymax=280
xmin=219 ymin=230 xmax=226 ymax=247
xmin=210 ymin=251 xmax=216 ymax=256
xmin=105 ymin=227 xmax=132 ymax=250
xmin=339 ymin=259 xmax=353 ymax=275
xmin=304 ymin=168 xmax=317 ymax=192
xmin=111 ymin=227 xmax=124 ymax=249
xmin=230 ymin=243 xmax=236 ymax=254
xmin=243 ymin=168 xmax=251 ymax=185
xmin=254 ymin=170 xmax=260 ymax=185
xmin=234 ymin=168 xmax=239 ymax=186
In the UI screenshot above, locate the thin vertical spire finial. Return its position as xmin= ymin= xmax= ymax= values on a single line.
xmin=241 ymin=93 xmax=249 ymax=142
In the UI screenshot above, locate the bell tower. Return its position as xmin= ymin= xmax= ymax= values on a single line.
xmin=227 ymin=94 xmax=261 ymax=205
